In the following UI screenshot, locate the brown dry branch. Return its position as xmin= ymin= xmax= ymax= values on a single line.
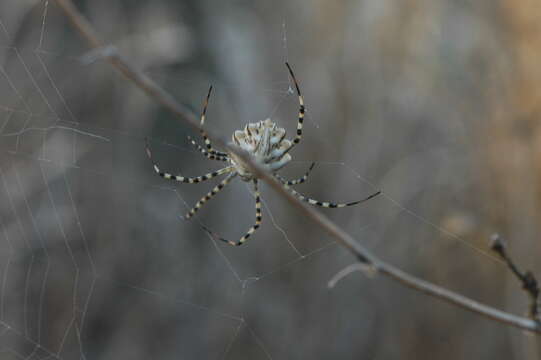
xmin=490 ymin=234 xmax=540 ymax=322
xmin=54 ymin=0 xmax=541 ymax=335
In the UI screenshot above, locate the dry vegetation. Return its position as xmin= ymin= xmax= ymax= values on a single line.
xmin=0 ymin=0 xmax=540 ymax=359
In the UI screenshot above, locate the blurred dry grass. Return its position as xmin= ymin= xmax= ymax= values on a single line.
xmin=0 ymin=0 xmax=540 ymax=359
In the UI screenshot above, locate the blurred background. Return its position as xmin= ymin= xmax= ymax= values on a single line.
xmin=0 ymin=0 xmax=540 ymax=359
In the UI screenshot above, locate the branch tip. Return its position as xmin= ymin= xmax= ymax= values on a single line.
xmin=489 ymin=233 xmax=506 ymax=254
xmin=489 ymin=233 xmax=540 ymax=321
xmin=328 ymin=263 xmax=377 ymax=289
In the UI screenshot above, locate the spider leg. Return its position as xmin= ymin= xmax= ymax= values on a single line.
xmin=183 ymin=172 xmax=237 ymax=219
xmin=285 ymin=62 xmax=306 ymax=148
xmin=199 ymin=85 xmax=228 ymax=157
xmin=202 ymin=180 xmax=262 ymax=246
xmin=278 ymin=176 xmax=381 ymax=208
xmin=276 ymin=162 xmax=315 ymax=185
xmin=187 ymin=136 xmax=229 ymax=162
xmin=145 ymin=139 xmax=233 ymax=183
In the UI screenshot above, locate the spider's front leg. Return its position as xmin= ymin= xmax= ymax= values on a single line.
xmin=145 ymin=139 xmax=233 ymax=183
xmin=203 ymin=179 xmax=262 ymax=246
xmin=277 ymin=176 xmax=381 ymax=208
xmin=183 ymin=172 xmax=237 ymax=219
xmin=276 ymin=162 xmax=315 ymax=185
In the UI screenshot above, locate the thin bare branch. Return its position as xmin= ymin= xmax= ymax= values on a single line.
xmin=490 ymin=234 xmax=540 ymax=321
xmin=53 ymin=0 xmax=541 ymax=335
xmin=328 ymin=263 xmax=377 ymax=289
xmin=55 ymin=0 xmax=200 ymax=131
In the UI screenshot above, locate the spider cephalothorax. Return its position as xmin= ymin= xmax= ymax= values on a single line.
xmin=146 ymin=63 xmax=381 ymax=246
xmin=230 ymin=119 xmax=291 ymax=181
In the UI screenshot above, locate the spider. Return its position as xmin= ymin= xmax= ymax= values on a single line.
xmin=145 ymin=63 xmax=381 ymax=246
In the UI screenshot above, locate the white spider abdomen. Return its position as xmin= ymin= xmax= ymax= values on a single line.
xmin=230 ymin=118 xmax=292 ymax=181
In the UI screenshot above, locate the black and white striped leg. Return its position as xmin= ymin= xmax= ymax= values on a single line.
xmin=145 ymin=139 xmax=233 ymax=183
xmin=279 ymin=178 xmax=381 ymax=208
xmin=276 ymin=162 xmax=315 ymax=185
xmin=183 ymin=173 xmax=237 ymax=219
xmin=199 ymin=86 xmax=228 ymax=157
xmin=285 ymin=62 xmax=305 ymax=147
xmin=225 ymin=180 xmax=262 ymax=246
xmin=203 ymin=180 xmax=262 ymax=246
xmin=187 ymin=136 xmax=229 ymax=161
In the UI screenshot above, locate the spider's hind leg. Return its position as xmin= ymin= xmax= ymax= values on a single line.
xmin=199 ymin=85 xmax=228 ymax=157
xmin=285 ymin=62 xmax=306 ymax=148
xmin=187 ymin=136 xmax=229 ymax=162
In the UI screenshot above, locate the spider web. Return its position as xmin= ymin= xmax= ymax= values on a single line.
xmin=0 ymin=1 xmax=508 ymax=359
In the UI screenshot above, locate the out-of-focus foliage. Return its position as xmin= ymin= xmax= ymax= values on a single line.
xmin=0 ymin=0 xmax=539 ymax=359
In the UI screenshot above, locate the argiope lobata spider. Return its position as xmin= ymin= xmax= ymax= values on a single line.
xmin=145 ymin=63 xmax=381 ymax=246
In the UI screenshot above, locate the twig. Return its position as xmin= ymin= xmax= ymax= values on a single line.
xmin=53 ymin=0 xmax=541 ymax=335
xmin=490 ymin=234 xmax=540 ymax=322
xmin=328 ymin=263 xmax=377 ymax=289
xmin=79 ymin=45 xmax=117 ymax=65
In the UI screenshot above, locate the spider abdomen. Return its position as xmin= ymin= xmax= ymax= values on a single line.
xmin=231 ymin=118 xmax=292 ymax=181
